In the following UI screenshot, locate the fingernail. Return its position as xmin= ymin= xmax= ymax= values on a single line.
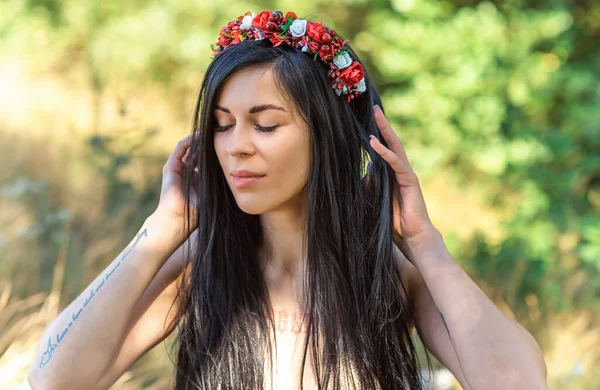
xmin=373 ymin=104 xmax=381 ymax=111
xmin=369 ymin=134 xmax=378 ymax=141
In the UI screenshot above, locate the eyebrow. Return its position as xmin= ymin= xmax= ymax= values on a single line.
xmin=215 ymin=104 xmax=287 ymax=114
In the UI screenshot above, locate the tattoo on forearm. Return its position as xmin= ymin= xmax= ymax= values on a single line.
xmin=439 ymin=311 xmax=450 ymax=336
xmin=39 ymin=228 xmax=148 ymax=369
xmin=276 ymin=310 xmax=311 ymax=334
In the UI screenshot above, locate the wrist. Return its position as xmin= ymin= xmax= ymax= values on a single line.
xmin=146 ymin=211 xmax=188 ymax=245
xmin=405 ymin=225 xmax=444 ymax=256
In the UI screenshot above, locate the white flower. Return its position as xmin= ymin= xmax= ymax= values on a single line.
xmin=333 ymin=52 xmax=353 ymax=69
xmin=302 ymin=45 xmax=309 ymax=52
xmin=289 ymin=19 xmax=308 ymax=37
xmin=240 ymin=13 xmax=255 ymax=30
xmin=354 ymin=77 xmax=366 ymax=92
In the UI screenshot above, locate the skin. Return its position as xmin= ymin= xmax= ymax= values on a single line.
xmin=213 ymin=66 xmax=311 ymax=308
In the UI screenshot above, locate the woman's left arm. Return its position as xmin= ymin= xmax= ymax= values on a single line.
xmin=400 ymin=229 xmax=547 ymax=390
xmin=369 ymin=104 xmax=547 ymax=390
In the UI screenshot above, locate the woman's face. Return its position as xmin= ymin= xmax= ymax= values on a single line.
xmin=213 ymin=67 xmax=311 ymax=215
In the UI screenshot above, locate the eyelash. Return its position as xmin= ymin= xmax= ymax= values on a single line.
xmin=214 ymin=124 xmax=280 ymax=133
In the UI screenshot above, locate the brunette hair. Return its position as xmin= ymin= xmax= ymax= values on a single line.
xmin=170 ymin=37 xmax=432 ymax=389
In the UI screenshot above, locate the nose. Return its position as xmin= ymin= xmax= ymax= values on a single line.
xmin=225 ymin=125 xmax=256 ymax=157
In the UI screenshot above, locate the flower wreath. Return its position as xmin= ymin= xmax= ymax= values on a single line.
xmin=210 ymin=10 xmax=366 ymax=103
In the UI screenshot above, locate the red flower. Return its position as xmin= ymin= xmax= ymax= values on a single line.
xmin=307 ymin=41 xmax=321 ymax=54
xmin=231 ymin=30 xmax=242 ymax=44
xmin=217 ymin=28 xmax=232 ymax=46
xmin=306 ymin=22 xmax=327 ymax=43
xmin=285 ymin=11 xmax=297 ymax=21
xmin=339 ymin=62 xmax=364 ymax=86
xmin=217 ymin=24 xmax=244 ymax=48
xmin=332 ymin=36 xmax=348 ymax=54
xmin=268 ymin=33 xmax=288 ymax=47
xmin=253 ymin=10 xmax=272 ymax=30
xmin=319 ymin=44 xmax=335 ymax=61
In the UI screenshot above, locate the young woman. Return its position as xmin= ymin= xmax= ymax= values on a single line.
xmin=29 ymin=10 xmax=547 ymax=390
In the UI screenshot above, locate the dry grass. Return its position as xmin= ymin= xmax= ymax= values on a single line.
xmin=0 ymin=228 xmax=177 ymax=390
xmin=0 ymin=282 xmax=47 ymax=390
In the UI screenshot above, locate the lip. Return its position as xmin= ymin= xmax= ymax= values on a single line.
xmin=230 ymin=169 xmax=263 ymax=177
xmin=231 ymin=174 xmax=264 ymax=188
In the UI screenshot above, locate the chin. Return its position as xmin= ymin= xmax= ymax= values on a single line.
xmin=236 ymin=204 xmax=264 ymax=215
xmin=233 ymin=194 xmax=271 ymax=215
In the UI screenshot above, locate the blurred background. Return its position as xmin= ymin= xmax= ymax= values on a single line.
xmin=0 ymin=0 xmax=598 ymax=389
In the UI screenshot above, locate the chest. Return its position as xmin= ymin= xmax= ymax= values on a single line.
xmin=261 ymin=272 xmax=365 ymax=388
xmin=263 ymin=304 xmax=317 ymax=389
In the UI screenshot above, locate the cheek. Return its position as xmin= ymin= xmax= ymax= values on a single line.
xmin=268 ymin=134 xmax=310 ymax=183
xmin=213 ymin=138 xmax=227 ymax=168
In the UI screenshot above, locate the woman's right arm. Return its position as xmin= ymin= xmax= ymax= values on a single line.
xmin=28 ymin=133 xmax=202 ymax=389
xmin=27 ymin=213 xmax=194 ymax=389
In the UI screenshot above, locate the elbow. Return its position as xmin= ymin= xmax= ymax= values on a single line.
xmin=28 ymin=372 xmax=54 ymax=390
xmin=503 ymin=341 xmax=548 ymax=390
xmin=28 ymin=370 xmax=69 ymax=390
xmin=502 ymin=370 xmax=548 ymax=390
xmin=522 ymin=325 xmax=548 ymax=386
xmin=488 ymin=325 xmax=548 ymax=390
xmin=28 ymin=374 xmax=103 ymax=390
xmin=28 ymin=371 xmax=98 ymax=390
xmin=510 ymin=321 xmax=548 ymax=387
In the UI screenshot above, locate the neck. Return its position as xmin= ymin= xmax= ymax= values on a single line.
xmin=259 ymin=208 xmax=309 ymax=312
xmin=259 ymin=208 xmax=306 ymax=278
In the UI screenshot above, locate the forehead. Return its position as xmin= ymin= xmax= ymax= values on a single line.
xmin=215 ymin=67 xmax=289 ymax=111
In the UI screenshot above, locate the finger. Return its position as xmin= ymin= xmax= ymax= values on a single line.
xmin=369 ymin=135 xmax=412 ymax=175
xmin=182 ymin=147 xmax=191 ymax=164
xmin=166 ymin=134 xmax=199 ymax=168
xmin=373 ymin=107 xmax=412 ymax=169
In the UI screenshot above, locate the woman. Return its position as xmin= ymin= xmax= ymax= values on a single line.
xmin=28 ymin=10 xmax=547 ymax=390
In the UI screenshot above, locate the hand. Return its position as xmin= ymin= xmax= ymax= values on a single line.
xmin=155 ymin=134 xmax=200 ymax=227
xmin=368 ymin=105 xmax=437 ymax=248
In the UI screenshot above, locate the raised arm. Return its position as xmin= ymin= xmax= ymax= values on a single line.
xmin=28 ymin=134 xmax=201 ymax=389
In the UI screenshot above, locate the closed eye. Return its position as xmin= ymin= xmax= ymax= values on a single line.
xmin=214 ymin=124 xmax=280 ymax=133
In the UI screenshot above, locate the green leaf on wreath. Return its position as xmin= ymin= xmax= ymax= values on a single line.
xmin=281 ymin=18 xmax=294 ymax=33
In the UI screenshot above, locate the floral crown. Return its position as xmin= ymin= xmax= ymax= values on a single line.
xmin=210 ymin=10 xmax=366 ymax=103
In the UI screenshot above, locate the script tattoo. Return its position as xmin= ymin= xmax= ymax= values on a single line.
xmin=276 ymin=309 xmax=311 ymax=334
xmin=39 ymin=228 xmax=148 ymax=368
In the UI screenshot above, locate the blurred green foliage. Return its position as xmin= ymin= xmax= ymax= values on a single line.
xmin=1 ymin=0 xmax=599 ymax=388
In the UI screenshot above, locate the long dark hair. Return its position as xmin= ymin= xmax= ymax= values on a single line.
xmin=170 ymin=35 xmax=431 ymax=389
